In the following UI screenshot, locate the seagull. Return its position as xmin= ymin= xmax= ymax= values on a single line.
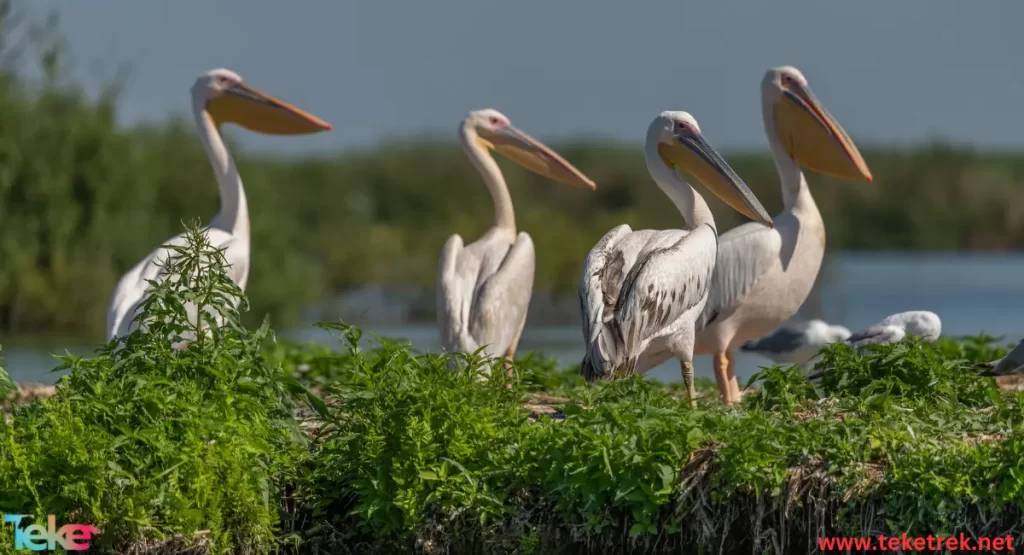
xmin=807 ymin=311 xmax=941 ymax=381
xmin=740 ymin=318 xmax=851 ymax=366
xmin=977 ymin=339 xmax=1024 ymax=376
xmin=845 ymin=311 xmax=942 ymax=349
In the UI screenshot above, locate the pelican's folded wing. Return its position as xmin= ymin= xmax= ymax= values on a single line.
xmin=696 ymin=221 xmax=780 ymax=330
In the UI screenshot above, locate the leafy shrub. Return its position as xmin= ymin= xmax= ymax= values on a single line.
xmin=289 ymin=334 xmax=1024 ymax=554
xmin=0 ymin=222 xmax=313 ymax=553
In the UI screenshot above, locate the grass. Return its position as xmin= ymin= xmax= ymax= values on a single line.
xmin=0 ymin=222 xmax=1022 ymax=554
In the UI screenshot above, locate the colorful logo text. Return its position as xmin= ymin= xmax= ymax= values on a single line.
xmin=3 ymin=515 xmax=98 ymax=551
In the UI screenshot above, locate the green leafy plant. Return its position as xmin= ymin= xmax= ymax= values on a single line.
xmin=287 ymin=334 xmax=1024 ymax=554
xmin=0 ymin=221 xmax=312 ymax=553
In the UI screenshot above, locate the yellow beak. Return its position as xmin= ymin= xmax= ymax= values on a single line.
xmin=774 ymin=83 xmax=872 ymax=182
xmin=479 ymin=126 xmax=596 ymax=189
xmin=658 ymin=133 xmax=774 ymax=227
xmin=207 ymin=82 xmax=332 ymax=135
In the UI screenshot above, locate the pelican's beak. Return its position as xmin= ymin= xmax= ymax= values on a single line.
xmin=774 ymin=82 xmax=872 ymax=182
xmin=658 ymin=133 xmax=774 ymax=228
xmin=479 ymin=126 xmax=596 ymax=189
xmin=207 ymin=82 xmax=332 ymax=135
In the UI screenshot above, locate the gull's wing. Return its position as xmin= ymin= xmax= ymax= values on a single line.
xmin=979 ymin=339 xmax=1024 ymax=376
xmin=741 ymin=325 xmax=808 ymax=355
xmin=848 ymin=324 xmax=905 ymax=348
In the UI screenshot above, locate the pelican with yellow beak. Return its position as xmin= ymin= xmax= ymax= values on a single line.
xmin=579 ymin=111 xmax=773 ymax=405
xmin=106 ymin=68 xmax=332 ymax=340
xmin=693 ymin=66 xmax=873 ymax=404
xmin=438 ymin=109 xmax=596 ymax=366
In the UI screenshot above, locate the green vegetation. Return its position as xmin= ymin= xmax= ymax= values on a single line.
xmin=0 ymin=7 xmax=1022 ymax=338
xmin=1 ymin=220 xmax=1022 ymax=554
xmin=0 ymin=223 xmax=316 ymax=553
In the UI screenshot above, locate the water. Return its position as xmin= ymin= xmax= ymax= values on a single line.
xmin=5 ymin=252 xmax=1023 ymax=385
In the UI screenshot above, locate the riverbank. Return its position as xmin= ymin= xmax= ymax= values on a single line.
xmin=4 ymin=333 xmax=1023 ymax=554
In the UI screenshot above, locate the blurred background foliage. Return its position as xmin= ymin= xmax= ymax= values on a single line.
xmin=0 ymin=5 xmax=1022 ymax=339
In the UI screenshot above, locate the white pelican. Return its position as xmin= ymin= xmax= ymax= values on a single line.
xmin=978 ymin=339 xmax=1024 ymax=376
xmin=437 ymin=109 xmax=595 ymax=366
xmin=740 ymin=318 xmax=851 ymax=366
xmin=579 ymin=111 xmax=774 ymax=405
xmin=693 ymin=66 xmax=873 ymax=404
xmin=106 ymin=68 xmax=332 ymax=340
xmin=845 ymin=310 xmax=942 ymax=349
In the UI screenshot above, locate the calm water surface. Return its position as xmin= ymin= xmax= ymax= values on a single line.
xmin=6 ymin=252 xmax=1023 ymax=385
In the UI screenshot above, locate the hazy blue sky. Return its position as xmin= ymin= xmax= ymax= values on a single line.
xmin=31 ymin=1 xmax=1024 ymax=153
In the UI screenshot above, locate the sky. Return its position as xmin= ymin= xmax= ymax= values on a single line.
xmin=28 ymin=0 xmax=1024 ymax=154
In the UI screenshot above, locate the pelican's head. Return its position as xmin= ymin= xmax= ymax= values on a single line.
xmin=763 ymin=66 xmax=871 ymax=182
xmin=650 ymin=111 xmax=773 ymax=228
xmin=191 ymin=68 xmax=332 ymax=135
xmin=463 ymin=108 xmax=596 ymax=189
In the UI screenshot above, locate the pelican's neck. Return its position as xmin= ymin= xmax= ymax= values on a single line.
xmin=193 ymin=96 xmax=249 ymax=239
xmin=460 ymin=122 xmax=515 ymax=233
xmin=762 ymin=99 xmax=818 ymax=216
xmin=643 ymin=136 xmax=715 ymax=231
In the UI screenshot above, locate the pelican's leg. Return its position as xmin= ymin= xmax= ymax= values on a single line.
xmin=501 ymin=317 xmax=527 ymax=388
xmin=680 ymin=360 xmax=696 ymax=408
xmin=713 ymin=352 xmax=730 ymax=403
xmin=725 ymin=351 xmax=740 ymax=404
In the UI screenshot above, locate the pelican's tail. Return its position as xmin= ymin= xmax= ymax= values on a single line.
xmin=580 ymin=338 xmax=611 ymax=382
xmin=581 ymin=322 xmax=630 ymax=382
xmin=580 ymin=355 xmax=601 ymax=382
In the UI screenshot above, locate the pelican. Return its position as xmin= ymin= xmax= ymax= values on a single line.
xmin=106 ymin=68 xmax=332 ymax=340
xmin=437 ymin=109 xmax=595 ymax=367
xmin=740 ymin=318 xmax=851 ymax=366
xmin=579 ymin=111 xmax=774 ymax=405
xmin=693 ymin=66 xmax=873 ymax=404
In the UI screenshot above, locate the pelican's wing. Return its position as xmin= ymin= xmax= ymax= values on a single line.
xmin=696 ymin=222 xmax=781 ymax=330
xmin=579 ymin=224 xmax=633 ymax=345
xmin=437 ymin=234 xmax=471 ymax=350
xmin=107 ymin=252 xmax=167 ymax=340
xmin=106 ymin=227 xmax=239 ymax=340
xmin=616 ymin=226 xmax=716 ymax=366
xmin=980 ymin=339 xmax=1024 ymax=376
xmin=468 ymin=232 xmax=535 ymax=357
xmin=218 ymin=234 xmax=249 ymax=291
xmin=848 ymin=324 xmax=904 ymax=348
